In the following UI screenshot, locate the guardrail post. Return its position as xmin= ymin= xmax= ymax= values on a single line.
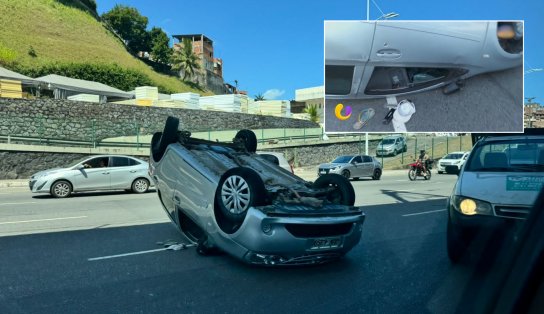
xmin=261 ymin=129 xmax=264 ymax=144
xmin=303 ymin=128 xmax=306 ymax=143
xmin=92 ymin=119 xmax=96 ymax=148
xmin=446 ymin=136 xmax=449 ymax=153
xmin=414 ymin=137 xmax=418 ymax=158
xmin=459 ymin=135 xmax=462 ymax=151
xmin=136 ymin=123 xmax=140 ymax=148
xmin=284 ymin=128 xmax=286 ymax=144
xmin=7 ymin=135 xmax=10 ymax=144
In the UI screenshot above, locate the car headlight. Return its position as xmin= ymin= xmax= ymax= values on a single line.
xmin=451 ymin=196 xmax=493 ymax=216
xmin=332 ymin=166 xmax=341 ymax=170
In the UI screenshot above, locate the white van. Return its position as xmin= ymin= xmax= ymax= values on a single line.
xmin=446 ymin=131 xmax=544 ymax=262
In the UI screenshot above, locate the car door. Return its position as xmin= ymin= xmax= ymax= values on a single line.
xmin=358 ymin=21 xmax=486 ymax=97
xmin=362 ymin=156 xmax=374 ymax=176
xmin=74 ymin=157 xmax=111 ymax=191
xmin=109 ymin=157 xmax=138 ymax=189
xmin=325 ymin=21 xmax=375 ymax=97
xmin=350 ymin=156 xmax=363 ymax=176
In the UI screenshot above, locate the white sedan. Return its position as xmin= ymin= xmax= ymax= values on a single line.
xmin=29 ymin=155 xmax=152 ymax=198
xmin=437 ymin=152 xmax=470 ymax=174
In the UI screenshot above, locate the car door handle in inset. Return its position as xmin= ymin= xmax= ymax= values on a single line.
xmin=376 ymin=49 xmax=401 ymax=59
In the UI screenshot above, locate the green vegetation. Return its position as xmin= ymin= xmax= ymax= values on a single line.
xmin=149 ymin=27 xmax=171 ymax=64
xmin=171 ymin=38 xmax=201 ymax=81
xmin=0 ymin=0 xmax=208 ymax=94
xmin=101 ymin=4 xmax=149 ymax=53
xmin=254 ymin=94 xmax=265 ymax=101
xmin=304 ymin=104 xmax=320 ymax=123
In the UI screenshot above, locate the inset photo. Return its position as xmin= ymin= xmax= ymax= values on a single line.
xmin=324 ymin=20 xmax=523 ymax=133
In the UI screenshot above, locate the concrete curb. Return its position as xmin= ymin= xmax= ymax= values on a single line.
xmin=0 ymin=180 xmax=28 ymax=188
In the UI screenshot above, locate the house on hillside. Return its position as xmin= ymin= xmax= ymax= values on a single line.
xmin=172 ymin=34 xmax=227 ymax=94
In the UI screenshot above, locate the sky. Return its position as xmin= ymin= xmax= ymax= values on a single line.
xmin=96 ymin=0 xmax=543 ymax=102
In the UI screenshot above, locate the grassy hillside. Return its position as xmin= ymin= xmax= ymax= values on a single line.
xmin=0 ymin=0 xmax=209 ymax=94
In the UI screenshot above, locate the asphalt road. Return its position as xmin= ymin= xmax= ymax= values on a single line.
xmin=324 ymin=66 xmax=523 ymax=133
xmin=0 ymin=172 xmax=481 ymax=313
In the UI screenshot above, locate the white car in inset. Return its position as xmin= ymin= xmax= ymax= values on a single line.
xmin=325 ymin=21 xmax=523 ymax=99
xmin=437 ymin=151 xmax=470 ymax=174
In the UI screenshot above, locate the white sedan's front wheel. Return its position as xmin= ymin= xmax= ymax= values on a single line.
xmin=51 ymin=180 xmax=72 ymax=198
xmin=132 ymin=178 xmax=150 ymax=193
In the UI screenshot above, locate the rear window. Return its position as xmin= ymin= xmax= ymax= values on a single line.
xmin=465 ymin=139 xmax=544 ymax=172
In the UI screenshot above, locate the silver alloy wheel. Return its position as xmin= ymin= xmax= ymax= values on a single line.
xmin=133 ymin=179 xmax=149 ymax=193
xmin=221 ymin=175 xmax=251 ymax=214
xmin=53 ymin=182 xmax=70 ymax=197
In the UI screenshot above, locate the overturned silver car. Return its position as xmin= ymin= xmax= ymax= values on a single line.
xmin=149 ymin=117 xmax=365 ymax=265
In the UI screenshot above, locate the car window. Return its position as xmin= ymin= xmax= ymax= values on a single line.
xmin=352 ymin=156 xmax=363 ymax=163
xmin=445 ymin=153 xmax=464 ymax=159
xmin=365 ymin=67 xmax=467 ymax=95
xmin=381 ymin=139 xmax=395 ymax=145
xmin=363 ymin=156 xmax=373 ymax=162
xmin=128 ymin=158 xmax=141 ymax=166
xmin=111 ymin=157 xmax=130 ymax=167
xmin=259 ymin=154 xmax=280 ymax=165
xmin=465 ymin=139 xmax=544 ymax=172
xmin=325 ymin=65 xmax=354 ymax=95
xmin=332 ymin=156 xmax=353 ymax=163
xmin=84 ymin=157 xmax=109 ymax=168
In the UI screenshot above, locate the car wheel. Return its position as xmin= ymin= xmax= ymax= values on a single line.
xmin=234 ymin=129 xmax=257 ymax=153
xmin=131 ymin=178 xmax=149 ymax=193
xmin=313 ymin=174 xmax=355 ymax=206
xmin=152 ymin=116 xmax=179 ymax=162
xmin=403 ymin=145 xmax=407 ymax=153
xmin=51 ymin=180 xmax=72 ymax=198
xmin=424 ymin=170 xmax=432 ymax=180
xmin=438 ymin=171 xmax=443 ymax=174
xmin=447 ymin=218 xmax=468 ymax=263
xmin=408 ymin=168 xmax=417 ymax=181
xmin=352 ymin=177 xmax=359 ymax=181
xmin=215 ymin=167 xmax=266 ymax=223
xmin=341 ymin=170 xmax=350 ymax=179
xmin=393 ymin=149 xmax=398 ymax=156
xmin=372 ymin=169 xmax=382 ymax=180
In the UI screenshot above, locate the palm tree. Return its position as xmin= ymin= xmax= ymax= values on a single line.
xmin=171 ymin=38 xmax=201 ymax=81
xmin=254 ymin=93 xmax=265 ymax=101
xmin=304 ymin=104 xmax=320 ymax=123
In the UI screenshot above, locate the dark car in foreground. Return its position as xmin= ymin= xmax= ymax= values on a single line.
xmin=446 ymin=130 xmax=544 ymax=262
xmin=149 ymin=117 xmax=365 ymax=266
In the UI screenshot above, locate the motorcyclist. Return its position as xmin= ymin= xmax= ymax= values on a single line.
xmin=418 ymin=150 xmax=429 ymax=173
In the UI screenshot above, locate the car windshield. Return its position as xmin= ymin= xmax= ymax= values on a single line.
xmin=332 ymin=156 xmax=353 ymax=163
xmin=465 ymin=138 xmax=544 ymax=172
xmin=445 ymin=153 xmax=464 ymax=159
xmin=380 ymin=139 xmax=395 ymax=145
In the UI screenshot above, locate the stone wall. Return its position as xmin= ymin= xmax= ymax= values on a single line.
xmin=0 ymin=98 xmax=318 ymax=141
xmin=0 ymin=141 xmax=364 ymax=179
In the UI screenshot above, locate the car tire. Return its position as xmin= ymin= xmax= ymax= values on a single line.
xmin=408 ymin=168 xmax=417 ymax=181
xmin=152 ymin=116 xmax=179 ymax=162
xmin=352 ymin=177 xmax=359 ymax=181
xmin=447 ymin=218 xmax=468 ymax=263
xmin=51 ymin=180 xmax=72 ymax=198
xmin=403 ymin=145 xmax=407 ymax=153
xmin=234 ymin=129 xmax=257 ymax=153
xmin=131 ymin=178 xmax=149 ymax=193
xmin=341 ymin=170 xmax=350 ymax=180
xmin=393 ymin=149 xmax=398 ymax=156
xmin=372 ymin=169 xmax=382 ymax=180
xmin=215 ymin=167 xmax=266 ymax=223
xmin=438 ymin=171 xmax=443 ymax=174
xmin=313 ymin=174 xmax=355 ymax=206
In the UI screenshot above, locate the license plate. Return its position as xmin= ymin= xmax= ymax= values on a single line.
xmin=311 ymin=238 xmax=341 ymax=250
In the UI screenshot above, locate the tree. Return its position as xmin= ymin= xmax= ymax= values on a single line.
xmin=102 ymin=5 xmax=150 ymax=53
xmin=149 ymin=27 xmax=171 ymax=64
xmin=304 ymin=104 xmax=320 ymax=123
xmin=171 ymin=38 xmax=201 ymax=81
xmin=254 ymin=94 xmax=265 ymax=101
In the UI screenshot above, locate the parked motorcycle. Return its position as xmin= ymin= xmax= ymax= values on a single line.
xmin=408 ymin=159 xmax=433 ymax=181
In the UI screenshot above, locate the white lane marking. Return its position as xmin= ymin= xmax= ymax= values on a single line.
xmin=0 ymin=216 xmax=87 ymax=225
xmin=0 ymin=202 xmax=37 ymax=206
xmin=88 ymin=248 xmax=169 ymax=261
xmin=87 ymin=244 xmax=196 ymax=261
xmin=402 ymin=209 xmax=447 ymax=217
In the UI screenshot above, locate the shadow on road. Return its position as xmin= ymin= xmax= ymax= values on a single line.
xmin=31 ymin=188 xmax=157 ymax=199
